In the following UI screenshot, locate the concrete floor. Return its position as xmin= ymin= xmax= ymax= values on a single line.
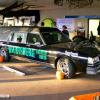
xmin=0 ymin=57 xmax=99 ymax=100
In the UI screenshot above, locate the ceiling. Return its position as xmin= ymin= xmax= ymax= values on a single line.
xmin=0 ymin=0 xmax=55 ymax=10
xmin=0 ymin=0 xmax=99 ymax=24
xmin=0 ymin=0 xmax=100 ymax=10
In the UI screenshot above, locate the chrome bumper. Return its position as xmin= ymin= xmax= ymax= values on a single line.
xmin=86 ymin=62 xmax=100 ymax=75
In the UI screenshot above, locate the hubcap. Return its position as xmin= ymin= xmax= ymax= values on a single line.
xmin=57 ymin=58 xmax=69 ymax=76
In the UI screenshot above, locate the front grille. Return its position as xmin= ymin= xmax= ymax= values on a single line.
xmin=87 ymin=57 xmax=100 ymax=75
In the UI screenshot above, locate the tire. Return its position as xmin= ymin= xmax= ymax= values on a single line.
xmin=57 ymin=57 xmax=76 ymax=78
xmin=0 ymin=48 xmax=10 ymax=62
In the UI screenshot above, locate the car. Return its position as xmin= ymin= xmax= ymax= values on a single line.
xmin=0 ymin=26 xmax=100 ymax=78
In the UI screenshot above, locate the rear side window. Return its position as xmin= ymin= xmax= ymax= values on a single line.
xmin=11 ymin=32 xmax=27 ymax=43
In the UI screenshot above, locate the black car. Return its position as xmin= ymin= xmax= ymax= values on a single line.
xmin=0 ymin=26 xmax=100 ymax=78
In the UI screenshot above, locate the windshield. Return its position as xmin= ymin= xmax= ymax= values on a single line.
xmin=40 ymin=28 xmax=71 ymax=45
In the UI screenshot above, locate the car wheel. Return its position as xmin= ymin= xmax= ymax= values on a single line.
xmin=0 ymin=48 xmax=10 ymax=62
xmin=57 ymin=57 xmax=76 ymax=78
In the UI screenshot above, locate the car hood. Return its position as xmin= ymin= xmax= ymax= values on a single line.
xmin=48 ymin=42 xmax=100 ymax=57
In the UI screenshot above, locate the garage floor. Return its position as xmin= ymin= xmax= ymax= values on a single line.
xmin=0 ymin=57 xmax=99 ymax=100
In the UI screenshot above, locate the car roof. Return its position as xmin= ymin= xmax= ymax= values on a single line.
xmin=0 ymin=26 xmax=59 ymax=33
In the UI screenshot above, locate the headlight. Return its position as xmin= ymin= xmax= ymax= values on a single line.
xmin=88 ymin=57 xmax=94 ymax=64
xmin=88 ymin=56 xmax=99 ymax=64
xmin=94 ymin=56 xmax=99 ymax=63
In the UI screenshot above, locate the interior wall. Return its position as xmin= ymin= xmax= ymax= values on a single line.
xmin=40 ymin=7 xmax=100 ymax=39
xmin=40 ymin=7 xmax=100 ymax=21
xmin=89 ymin=19 xmax=100 ymax=36
xmin=75 ymin=18 xmax=88 ymax=38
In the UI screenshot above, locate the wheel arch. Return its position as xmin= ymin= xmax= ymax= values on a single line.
xmin=55 ymin=56 xmax=76 ymax=70
xmin=0 ymin=46 xmax=10 ymax=62
xmin=55 ymin=56 xmax=77 ymax=78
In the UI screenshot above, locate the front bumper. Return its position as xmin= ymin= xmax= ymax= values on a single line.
xmin=86 ymin=62 xmax=100 ymax=75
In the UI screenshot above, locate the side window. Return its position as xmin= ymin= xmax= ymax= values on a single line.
xmin=11 ymin=32 xmax=27 ymax=43
xmin=17 ymin=35 xmax=22 ymax=43
xmin=27 ymin=33 xmax=43 ymax=45
xmin=7 ymin=32 xmax=14 ymax=41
